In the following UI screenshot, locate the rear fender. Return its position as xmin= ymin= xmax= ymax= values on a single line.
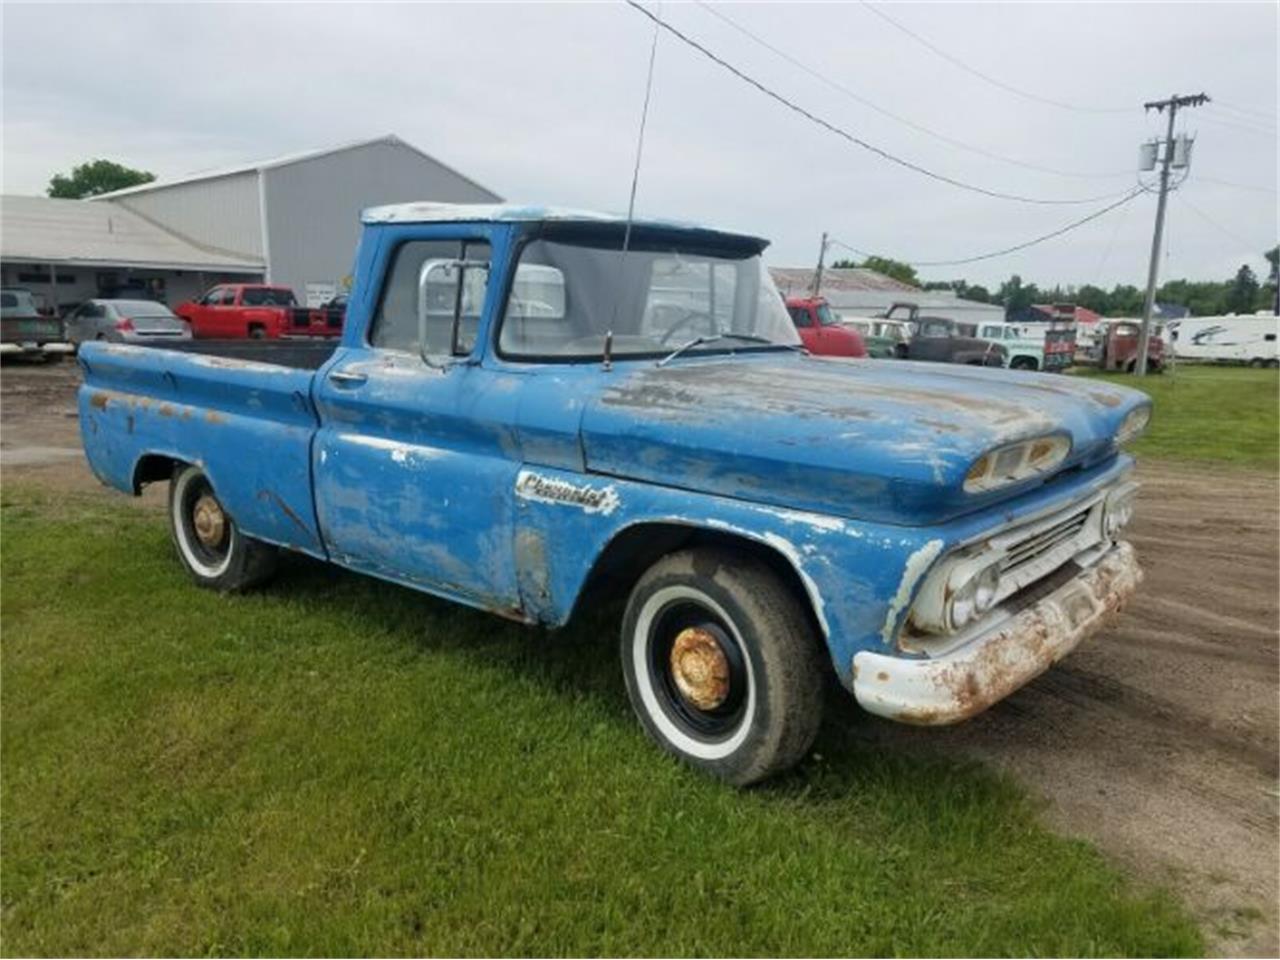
xmin=77 ymin=342 xmax=326 ymax=556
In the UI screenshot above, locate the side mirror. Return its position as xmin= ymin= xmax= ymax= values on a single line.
xmin=416 ymin=257 xmax=490 ymax=368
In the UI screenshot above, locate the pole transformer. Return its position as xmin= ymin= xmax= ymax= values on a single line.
xmin=1136 ymin=92 xmax=1209 ymax=375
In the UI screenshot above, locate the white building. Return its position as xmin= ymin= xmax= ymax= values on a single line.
xmin=768 ymin=267 xmax=1004 ymax=324
xmin=1 ymin=135 xmax=501 ymax=310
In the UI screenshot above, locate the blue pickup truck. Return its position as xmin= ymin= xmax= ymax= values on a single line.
xmin=77 ymin=204 xmax=1151 ymax=784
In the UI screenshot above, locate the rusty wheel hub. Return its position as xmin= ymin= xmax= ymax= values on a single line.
xmin=669 ymin=626 xmax=731 ymax=711
xmin=192 ymin=493 xmax=227 ymax=549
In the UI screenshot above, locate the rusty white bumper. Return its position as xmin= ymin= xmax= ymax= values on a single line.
xmin=852 ymin=541 xmax=1142 ymax=725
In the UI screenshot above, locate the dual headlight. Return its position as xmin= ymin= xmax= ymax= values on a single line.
xmin=1104 ymin=482 xmax=1139 ymax=538
xmin=911 ymin=555 xmax=1003 ymax=634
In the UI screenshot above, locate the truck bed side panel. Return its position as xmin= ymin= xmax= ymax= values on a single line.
xmin=77 ymin=343 xmax=325 ymax=556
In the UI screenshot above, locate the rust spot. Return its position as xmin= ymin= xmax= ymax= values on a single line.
xmin=205 ymin=410 xmax=228 ymax=425
xmin=1089 ymin=391 xmax=1123 ymax=407
xmin=90 ymin=392 xmax=109 ymax=410
xmin=159 ymin=403 xmax=176 ymax=417
xmin=256 ymin=489 xmax=310 ymax=537
xmin=670 ymin=627 xmax=731 ymax=710
xmin=126 ymin=413 xmax=134 ymax=434
xmin=876 ymin=671 xmax=890 ymax=682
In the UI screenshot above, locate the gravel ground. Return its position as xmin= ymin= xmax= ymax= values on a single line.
xmin=3 ymin=359 xmax=1276 ymax=954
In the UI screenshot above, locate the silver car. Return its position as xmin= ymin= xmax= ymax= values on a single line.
xmin=65 ymin=299 xmax=191 ymax=346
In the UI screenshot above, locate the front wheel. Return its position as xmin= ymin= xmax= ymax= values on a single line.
xmin=168 ymin=464 xmax=277 ymax=591
xmin=621 ymin=548 xmax=825 ymax=786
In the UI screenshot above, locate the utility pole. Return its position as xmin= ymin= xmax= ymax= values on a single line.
xmin=1136 ymin=92 xmax=1209 ymax=375
xmin=811 ymin=231 xmax=829 ymax=297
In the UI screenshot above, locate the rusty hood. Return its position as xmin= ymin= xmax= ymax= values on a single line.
xmin=581 ymin=353 xmax=1148 ymax=525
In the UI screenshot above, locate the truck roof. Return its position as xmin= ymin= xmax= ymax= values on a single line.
xmin=360 ymin=202 xmax=768 ymax=247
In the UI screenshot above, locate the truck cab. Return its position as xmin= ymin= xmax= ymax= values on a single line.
xmin=886 ymin=304 xmax=1007 ymax=367
xmin=784 ymin=296 xmax=867 ymax=357
xmin=77 ymin=204 xmax=1152 ymax=785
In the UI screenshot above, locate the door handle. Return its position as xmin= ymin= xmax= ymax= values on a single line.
xmin=328 ymin=370 xmax=368 ymax=388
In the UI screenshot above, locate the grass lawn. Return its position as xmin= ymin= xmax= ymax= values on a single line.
xmin=0 ymin=486 xmax=1202 ymax=957
xmin=1078 ymin=365 xmax=1278 ymax=472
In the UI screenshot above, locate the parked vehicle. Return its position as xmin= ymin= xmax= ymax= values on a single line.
xmin=784 ymin=296 xmax=867 ymax=357
xmin=975 ymin=321 xmax=1076 ymax=372
xmin=311 ymin=293 xmax=348 ymax=333
xmin=78 ymin=204 xmax=1151 ymax=785
xmin=1166 ymin=313 xmax=1279 ymax=367
xmin=840 ymin=315 xmax=909 ymax=359
xmin=883 ymin=303 xmax=1006 ymax=366
xmin=1092 ymin=320 xmax=1165 ymax=373
xmin=1 ymin=286 xmax=68 ymax=360
xmin=64 ymin=299 xmax=191 ymax=347
xmin=175 ymin=284 xmax=338 ymax=339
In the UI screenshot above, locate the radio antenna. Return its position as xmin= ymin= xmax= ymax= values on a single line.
xmin=606 ymin=0 xmax=662 ymax=366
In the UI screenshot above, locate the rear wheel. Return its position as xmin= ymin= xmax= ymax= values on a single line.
xmin=168 ymin=464 xmax=277 ymax=591
xmin=620 ymin=548 xmax=825 ymax=786
xmin=248 ymin=324 xmax=266 ymax=340
xmin=1010 ymin=356 xmax=1038 ymax=371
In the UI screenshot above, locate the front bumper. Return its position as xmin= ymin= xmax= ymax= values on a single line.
xmin=852 ymin=540 xmax=1141 ymax=725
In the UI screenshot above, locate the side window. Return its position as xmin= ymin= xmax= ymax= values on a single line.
xmin=370 ymin=239 xmax=491 ymax=355
xmin=922 ymin=321 xmax=949 ymax=339
xmin=221 ymin=289 xmax=239 ymax=306
xmin=789 ymin=306 xmax=813 ymax=328
xmin=201 ymin=288 xmax=220 ymax=305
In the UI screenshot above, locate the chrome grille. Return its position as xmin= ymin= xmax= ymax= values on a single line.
xmin=1000 ymin=507 xmax=1091 ymax=574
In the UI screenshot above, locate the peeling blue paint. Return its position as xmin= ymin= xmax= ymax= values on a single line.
xmin=78 ymin=209 xmax=1152 ymax=694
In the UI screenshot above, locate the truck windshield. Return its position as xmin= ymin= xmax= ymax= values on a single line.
xmin=498 ymin=237 xmax=800 ymax=360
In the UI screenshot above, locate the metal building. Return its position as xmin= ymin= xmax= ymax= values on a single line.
xmin=93 ymin=134 xmax=501 ymax=305
xmin=1 ymin=135 xmax=501 ymax=312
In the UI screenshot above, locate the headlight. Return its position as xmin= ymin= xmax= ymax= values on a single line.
xmin=964 ymin=435 xmax=1071 ymax=493
xmin=911 ymin=558 xmax=1003 ymax=634
xmin=1104 ymin=482 xmax=1139 ymax=538
xmin=1115 ymin=405 xmax=1152 ymax=446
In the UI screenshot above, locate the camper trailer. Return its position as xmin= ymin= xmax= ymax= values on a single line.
xmin=1166 ymin=313 xmax=1279 ymax=367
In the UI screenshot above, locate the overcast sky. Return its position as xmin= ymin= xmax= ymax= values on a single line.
xmin=3 ymin=2 xmax=1275 ymax=289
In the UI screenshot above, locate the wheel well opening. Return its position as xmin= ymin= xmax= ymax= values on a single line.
xmin=132 ymin=454 xmax=181 ymax=494
xmin=569 ymin=523 xmax=825 ymax=641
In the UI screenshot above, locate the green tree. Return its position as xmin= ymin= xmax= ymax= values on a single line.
xmin=1106 ymin=284 xmax=1146 ymax=316
xmin=996 ymin=274 xmax=1040 ymax=319
xmin=857 ymin=255 xmax=919 ymax=287
xmin=1075 ymin=284 xmax=1110 ymax=315
xmin=1224 ymin=265 xmax=1260 ymax=314
xmin=47 ymin=159 xmax=155 ymax=199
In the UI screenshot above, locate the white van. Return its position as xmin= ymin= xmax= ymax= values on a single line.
xmin=1166 ymin=313 xmax=1279 ymax=367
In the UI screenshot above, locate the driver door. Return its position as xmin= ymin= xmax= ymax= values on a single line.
xmin=312 ymin=230 xmax=525 ymax=611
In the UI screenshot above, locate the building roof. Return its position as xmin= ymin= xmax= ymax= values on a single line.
xmin=769 ymin=267 xmax=920 ymax=296
xmin=0 ymin=195 xmax=264 ymax=272
xmin=1031 ymin=303 xmax=1103 ymax=325
xmin=93 ymin=134 xmax=499 ymax=201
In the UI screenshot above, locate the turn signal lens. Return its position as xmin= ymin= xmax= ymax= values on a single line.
xmin=1115 ymin=406 xmax=1152 ymax=446
xmin=964 ymin=435 xmax=1070 ymax=493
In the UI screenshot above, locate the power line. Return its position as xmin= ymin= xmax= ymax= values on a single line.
xmin=828 ymin=188 xmax=1145 ymax=268
xmin=859 ymin=2 xmax=1133 ymax=115
xmin=1195 ymin=175 xmax=1278 ymax=195
xmin=1198 ymin=111 xmax=1277 ymax=138
xmin=622 ymin=0 xmax=1133 ymax=206
xmin=1175 ymin=192 xmax=1270 ymax=251
xmin=692 ymin=0 xmax=1131 ymax=181
xmin=1212 ymin=99 xmax=1278 ymax=126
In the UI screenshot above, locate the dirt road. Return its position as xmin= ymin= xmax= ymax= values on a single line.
xmin=4 ymin=361 xmax=1277 ymax=953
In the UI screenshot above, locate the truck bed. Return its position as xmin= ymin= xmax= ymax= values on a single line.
xmin=135 ymin=337 xmax=338 ymax=370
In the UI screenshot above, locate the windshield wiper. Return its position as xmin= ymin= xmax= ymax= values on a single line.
xmin=656 ymin=333 xmax=800 ymax=367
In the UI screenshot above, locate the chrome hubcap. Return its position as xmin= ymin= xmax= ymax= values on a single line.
xmin=669 ymin=626 xmax=731 ymax=711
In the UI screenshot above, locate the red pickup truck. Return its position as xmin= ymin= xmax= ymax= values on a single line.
xmin=175 ymin=284 xmax=341 ymax=339
xmin=784 ymin=296 xmax=867 ymax=357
